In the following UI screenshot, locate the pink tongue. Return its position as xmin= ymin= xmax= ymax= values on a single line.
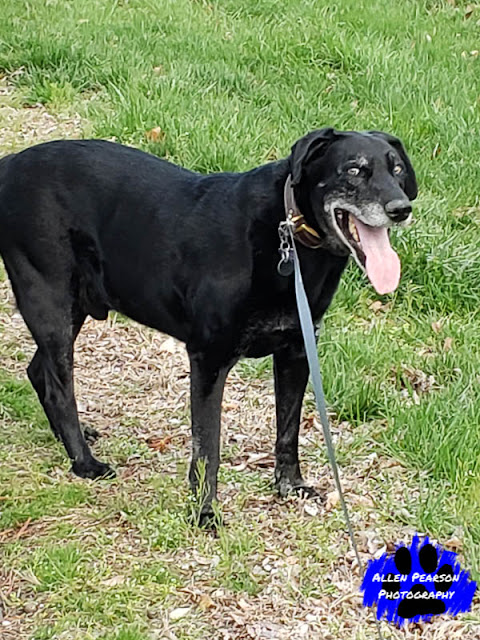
xmin=354 ymin=218 xmax=401 ymax=294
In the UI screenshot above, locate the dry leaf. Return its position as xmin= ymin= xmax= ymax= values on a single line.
xmin=145 ymin=126 xmax=165 ymax=143
xmin=443 ymin=337 xmax=453 ymax=351
xmin=325 ymin=491 xmax=339 ymax=511
xmin=301 ymin=414 xmax=315 ymax=430
xmin=246 ymin=452 xmax=274 ymax=468
xmin=198 ymin=594 xmax=215 ymax=611
xmin=169 ymin=607 xmax=190 ymax=621
xmin=101 ymin=575 xmax=125 ymax=587
xmin=418 ymin=346 xmax=434 ymax=357
xmin=23 ymin=601 xmax=37 ymax=614
xmin=228 ymin=462 xmax=247 ymax=472
xmin=445 ymin=535 xmax=463 ymax=552
xmin=266 ymin=147 xmax=279 ymax=161
xmin=304 ymin=502 xmax=319 ymax=517
xmin=367 ymin=537 xmax=382 ymax=555
xmin=159 ymin=337 xmax=177 ymax=353
xmin=399 ymin=507 xmax=413 ymax=520
xmin=146 ymin=435 xmax=172 ymax=452
xmin=431 ymin=320 xmax=443 ymax=333
xmin=401 ymin=364 xmax=437 ymax=394
xmin=369 ymin=300 xmax=383 ymax=312
xmin=230 ymin=612 xmax=247 ymax=626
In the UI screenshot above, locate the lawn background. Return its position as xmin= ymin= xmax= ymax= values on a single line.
xmin=1 ymin=0 xmax=480 ymax=638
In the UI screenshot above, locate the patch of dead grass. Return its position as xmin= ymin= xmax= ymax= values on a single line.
xmin=0 ymin=76 xmax=85 ymax=155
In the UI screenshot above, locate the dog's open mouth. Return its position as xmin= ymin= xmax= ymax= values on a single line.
xmin=333 ymin=209 xmax=401 ymax=295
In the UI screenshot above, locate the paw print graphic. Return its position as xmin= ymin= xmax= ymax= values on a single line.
xmin=382 ymin=542 xmax=454 ymax=618
xmin=361 ymin=535 xmax=477 ymax=625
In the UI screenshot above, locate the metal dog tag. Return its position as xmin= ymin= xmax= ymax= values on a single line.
xmin=277 ymin=250 xmax=294 ymax=276
xmin=277 ymin=220 xmax=295 ymax=277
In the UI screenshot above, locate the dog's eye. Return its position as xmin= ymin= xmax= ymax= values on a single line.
xmin=393 ymin=165 xmax=403 ymax=175
xmin=347 ymin=167 xmax=360 ymax=176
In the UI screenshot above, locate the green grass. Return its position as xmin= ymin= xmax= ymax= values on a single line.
xmin=1 ymin=0 xmax=480 ymax=637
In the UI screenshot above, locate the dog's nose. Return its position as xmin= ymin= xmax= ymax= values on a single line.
xmin=385 ymin=199 xmax=412 ymax=222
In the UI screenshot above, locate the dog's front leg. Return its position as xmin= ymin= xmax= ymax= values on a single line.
xmin=188 ymin=351 xmax=232 ymax=524
xmin=273 ymin=342 xmax=319 ymax=498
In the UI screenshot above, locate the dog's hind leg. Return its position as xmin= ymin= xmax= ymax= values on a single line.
xmin=27 ymin=349 xmax=61 ymax=440
xmin=27 ymin=312 xmax=113 ymax=479
xmin=6 ymin=256 xmax=114 ymax=479
xmin=27 ymin=315 xmax=85 ymax=442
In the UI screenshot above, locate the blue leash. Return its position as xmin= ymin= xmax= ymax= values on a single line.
xmin=278 ymin=211 xmax=384 ymax=639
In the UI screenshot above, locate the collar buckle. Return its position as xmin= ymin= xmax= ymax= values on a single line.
xmin=283 ymin=175 xmax=324 ymax=249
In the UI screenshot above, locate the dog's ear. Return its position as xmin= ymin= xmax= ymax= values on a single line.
xmin=290 ymin=128 xmax=337 ymax=186
xmin=367 ymin=131 xmax=418 ymax=201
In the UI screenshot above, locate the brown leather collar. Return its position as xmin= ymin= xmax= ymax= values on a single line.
xmin=283 ymin=174 xmax=323 ymax=249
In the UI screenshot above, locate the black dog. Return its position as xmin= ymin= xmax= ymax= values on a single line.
xmin=0 ymin=128 xmax=416 ymax=520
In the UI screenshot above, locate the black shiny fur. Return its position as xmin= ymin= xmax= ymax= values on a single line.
xmin=0 ymin=129 xmax=416 ymax=520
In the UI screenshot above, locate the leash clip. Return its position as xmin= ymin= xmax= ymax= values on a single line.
xmin=277 ymin=219 xmax=294 ymax=276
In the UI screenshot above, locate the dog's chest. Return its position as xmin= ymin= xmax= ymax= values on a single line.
xmin=238 ymin=308 xmax=300 ymax=357
xmin=237 ymin=263 xmax=344 ymax=358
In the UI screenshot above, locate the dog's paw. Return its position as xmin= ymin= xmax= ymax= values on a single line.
xmin=71 ymin=458 xmax=116 ymax=480
xmin=292 ymin=484 xmax=323 ymax=500
xmin=276 ymin=476 xmax=323 ymax=500
xmin=199 ymin=510 xmax=223 ymax=531
xmin=188 ymin=507 xmax=223 ymax=531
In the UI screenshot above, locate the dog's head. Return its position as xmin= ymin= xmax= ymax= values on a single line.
xmin=289 ymin=128 xmax=417 ymax=294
